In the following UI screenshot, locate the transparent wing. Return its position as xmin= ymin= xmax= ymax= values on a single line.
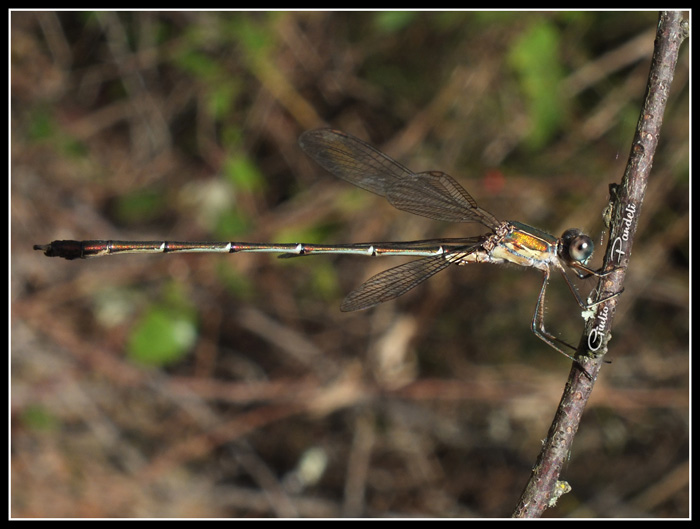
xmin=299 ymin=128 xmax=413 ymax=196
xmin=339 ymin=249 xmax=474 ymax=312
xmin=299 ymin=129 xmax=500 ymax=229
xmin=386 ymin=170 xmax=500 ymax=228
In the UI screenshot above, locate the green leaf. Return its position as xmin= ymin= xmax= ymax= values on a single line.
xmin=374 ymin=11 xmax=417 ymax=33
xmin=127 ymin=306 xmax=197 ymax=368
xmin=223 ymin=153 xmax=265 ymax=192
xmin=21 ymin=405 xmax=59 ymax=431
xmin=508 ymin=21 xmax=567 ymax=149
xmin=114 ymin=189 xmax=166 ymax=224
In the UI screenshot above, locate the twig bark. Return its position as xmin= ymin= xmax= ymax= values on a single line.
xmin=512 ymin=11 xmax=688 ymax=518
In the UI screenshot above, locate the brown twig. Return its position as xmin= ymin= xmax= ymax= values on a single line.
xmin=512 ymin=11 xmax=688 ymax=518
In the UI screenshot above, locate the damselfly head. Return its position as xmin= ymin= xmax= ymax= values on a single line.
xmin=559 ymin=229 xmax=594 ymax=265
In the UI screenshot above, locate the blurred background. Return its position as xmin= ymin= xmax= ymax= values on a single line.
xmin=11 ymin=11 xmax=688 ymax=518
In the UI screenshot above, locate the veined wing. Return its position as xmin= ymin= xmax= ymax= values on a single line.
xmin=299 ymin=129 xmax=413 ymax=196
xmin=340 ymin=247 xmax=477 ymax=312
xmin=386 ymin=170 xmax=500 ymax=229
xmin=299 ymin=129 xmax=500 ymax=229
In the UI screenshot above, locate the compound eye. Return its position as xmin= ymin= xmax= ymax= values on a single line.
xmin=568 ymin=235 xmax=594 ymax=263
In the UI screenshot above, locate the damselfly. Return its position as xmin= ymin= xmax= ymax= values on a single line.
xmin=35 ymin=129 xmax=616 ymax=362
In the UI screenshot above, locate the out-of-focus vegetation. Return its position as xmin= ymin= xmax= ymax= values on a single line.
xmin=12 ymin=11 xmax=687 ymax=518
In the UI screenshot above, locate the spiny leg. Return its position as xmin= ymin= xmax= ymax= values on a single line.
xmin=531 ymin=268 xmax=581 ymax=360
xmin=566 ymin=263 xmax=624 ymax=306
